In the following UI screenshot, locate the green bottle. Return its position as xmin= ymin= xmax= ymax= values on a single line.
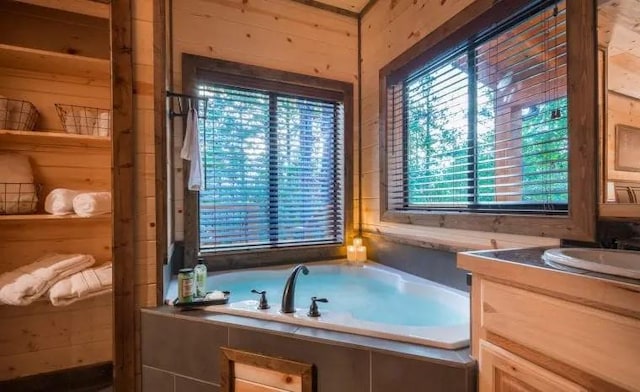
xmin=194 ymin=258 xmax=207 ymax=298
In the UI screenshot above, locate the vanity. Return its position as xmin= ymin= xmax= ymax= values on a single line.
xmin=458 ymin=248 xmax=640 ymax=392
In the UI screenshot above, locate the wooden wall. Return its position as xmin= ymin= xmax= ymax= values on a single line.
xmin=170 ymin=0 xmax=359 ymax=242
xmin=359 ymin=0 xmax=560 ymax=251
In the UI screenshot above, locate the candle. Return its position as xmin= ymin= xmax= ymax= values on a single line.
xmin=355 ymin=245 xmax=367 ymax=263
xmin=353 ymin=237 xmax=363 ymax=247
xmin=347 ymin=245 xmax=356 ymax=262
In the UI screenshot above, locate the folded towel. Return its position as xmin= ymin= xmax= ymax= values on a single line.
xmin=0 ymin=153 xmax=34 ymax=183
xmin=45 ymin=188 xmax=83 ymax=215
xmin=48 ymin=262 xmax=112 ymax=306
xmin=0 ymin=254 xmax=95 ymax=305
xmin=72 ymin=192 xmax=111 ymax=217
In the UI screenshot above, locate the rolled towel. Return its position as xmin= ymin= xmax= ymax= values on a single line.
xmin=45 ymin=188 xmax=83 ymax=215
xmin=0 ymin=254 xmax=95 ymax=306
xmin=72 ymin=192 xmax=111 ymax=217
xmin=48 ymin=262 xmax=112 ymax=306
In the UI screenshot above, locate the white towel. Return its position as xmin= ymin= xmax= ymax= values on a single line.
xmin=0 ymin=153 xmax=37 ymax=214
xmin=45 ymin=188 xmax=83 ymax=215
xmin=72 ymin=192 xmax=111 ymax=217
xmin=180 ymin=106 xmax=203 ymax=191
xmin=48 ymin=262 xmax=112 ymax=306
xmin=0 ymin=254 xmax=95 ymax=305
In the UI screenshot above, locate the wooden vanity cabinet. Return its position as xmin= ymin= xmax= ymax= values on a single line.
xmin=459 ymin=252 xmax=640 ymax=392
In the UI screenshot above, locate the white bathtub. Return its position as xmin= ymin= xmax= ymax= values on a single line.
xmin=183 ymin=261 xmax=470 ymax=349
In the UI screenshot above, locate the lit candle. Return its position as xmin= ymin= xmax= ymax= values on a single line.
xmin=354 ymin=245 xmax=367 ymax=264
xmin=347 ymin=245 xmax=356 ymax=262
xmin=353 ymin=237 xmax=363 ymax=247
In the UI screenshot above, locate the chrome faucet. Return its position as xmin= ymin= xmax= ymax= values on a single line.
xmin=281 ymin=264 xmax=309 ymax=313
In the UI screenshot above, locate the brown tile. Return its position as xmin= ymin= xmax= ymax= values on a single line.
xmin=142 ymin=366 xmax=174 ymax=392
xmin=229 ymin=327 xmax=369 ymax=392
xmin=371 ymin=352 xmax=474 ymax=392
xmin=141 ymin=312 xmax=228 ymax=384
xmin=174 ymin=376 xmax=219 ymax=392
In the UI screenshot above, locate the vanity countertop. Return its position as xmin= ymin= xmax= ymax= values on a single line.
xmin=465 ymin=247 xmax=640 ymax=287
xmin=457 ymin=247 xmax=640 ymax=320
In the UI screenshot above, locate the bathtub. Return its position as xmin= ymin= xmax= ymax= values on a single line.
xmin=180 ymin=261 xmax=470 ymax=349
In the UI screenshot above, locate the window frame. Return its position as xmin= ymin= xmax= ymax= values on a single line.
xmin=182 ymin=54 xmax=354 ymax=269
xmin=379 ymin=0 xmax=597 ymax=241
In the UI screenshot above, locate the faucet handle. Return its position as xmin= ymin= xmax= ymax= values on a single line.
xmin=251 ymin=289 xmax=270 ymax=310
xmin=308 ymin=297 xmax=328 ymax=317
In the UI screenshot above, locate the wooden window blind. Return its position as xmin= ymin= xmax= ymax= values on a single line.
xmin=386 ymin=0 xmax=568 ymax=214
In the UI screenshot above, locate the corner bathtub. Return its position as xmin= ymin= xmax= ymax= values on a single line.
xmin=187 ymin=261 xmax=470 ymax=349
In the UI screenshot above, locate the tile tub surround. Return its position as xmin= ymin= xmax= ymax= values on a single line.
xmin=141 ymin=307 xmax=476 ymax=392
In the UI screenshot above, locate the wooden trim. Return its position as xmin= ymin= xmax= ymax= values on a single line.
xmin=359 ymin=0 xmax=379 ymax=18
xmin=154 ymin=0 xmax=168 ymax=304
xmin=485 ymin=333 xmax=627 ymax=392
xmin=289 ymin=0 xmax=358 ymax=18
xmin=378 ymin=0 xmax=598 ymax=241
xmin=111 ymin=0 xmax=136 ymax=389
xmin=181 ymin=54 xmax=354 ymax=267
xmin=598 ymin=45 xmax=608 ymax=206
xmin=220 ymin=347 xmax=314 ymax=392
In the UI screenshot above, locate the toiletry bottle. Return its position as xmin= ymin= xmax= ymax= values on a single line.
xmin=194 ymin=258 xmax=207 ymax=298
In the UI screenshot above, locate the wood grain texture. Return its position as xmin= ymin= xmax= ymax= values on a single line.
xmin=479 ymin=340 xmax=587 ymax=392
xmin=220 ymin=347 xmax=313 ymax=392
xmin=112 ymin=0 xmax=136 ymax=389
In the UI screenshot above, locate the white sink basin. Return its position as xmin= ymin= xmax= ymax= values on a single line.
xmin=543 ymin=248 xmax=640 ymax=279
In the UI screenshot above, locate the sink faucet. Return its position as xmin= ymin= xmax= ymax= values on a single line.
xmin=281 ymin=264 xmax=309 ymax=313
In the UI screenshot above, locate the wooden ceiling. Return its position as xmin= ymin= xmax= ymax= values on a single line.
xmin=599 ymin=0 xmax=640 ymax=99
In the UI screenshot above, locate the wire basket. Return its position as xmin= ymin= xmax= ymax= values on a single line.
xmin=0 ymin=183 xmax=40 ymax=215
xmin=55 ymin=104 xmax=111 ymax=137
xmin=0 ymin=98 xmax=39 ymax=131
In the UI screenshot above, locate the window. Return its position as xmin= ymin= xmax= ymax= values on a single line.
xmin=380 ymin=0 xmax=597 ymax=240
xmin=183 ymin=56 xmax=353 ymax=263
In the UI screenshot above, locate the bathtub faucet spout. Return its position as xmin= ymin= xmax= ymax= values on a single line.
xmin=281 ymin=264 xmax=309 ymax=313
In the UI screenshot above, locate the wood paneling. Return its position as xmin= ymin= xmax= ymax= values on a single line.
xmin=606 ymin=92 xmax=640 ymax=182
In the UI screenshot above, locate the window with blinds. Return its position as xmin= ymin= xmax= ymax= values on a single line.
xmin=196 ymin=84 xmax=345 ymax=253
xmin=386 ymin=0 xmax=567 ymax=214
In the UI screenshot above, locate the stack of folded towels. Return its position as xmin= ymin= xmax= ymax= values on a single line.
xmin=45 ymin=189 xmax=111 ymax=217
xmin=0 ymin=254 xmax=112 ymax=306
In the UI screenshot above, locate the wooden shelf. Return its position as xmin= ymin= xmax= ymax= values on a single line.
xmin=0 ymin=129 xmax=110 ymax=148
xmin=0 ymin=44 xmax=110 ymax=79
xmin=0 ymin=214 xmax=111 ymax=222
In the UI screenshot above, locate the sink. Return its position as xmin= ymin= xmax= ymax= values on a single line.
xmin=542 ymin=248 xmax=640 ymax=279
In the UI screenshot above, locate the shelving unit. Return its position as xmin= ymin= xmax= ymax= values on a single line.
xmin=0 ymin=44 xmax=110 ymax=80
xmin=0 ymin=214 xmax=111 ymax=222
xmin=0 ymin=129 xmax=110 ymax=148
xmin=0 ymin=0 xmax=114 ymax=382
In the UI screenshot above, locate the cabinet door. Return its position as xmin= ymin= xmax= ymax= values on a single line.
xmin=479 ymin=340 xmax=588 ymax=392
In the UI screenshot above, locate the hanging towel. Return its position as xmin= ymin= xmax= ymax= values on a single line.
xmin=0 ymin=254 xmax=95 ymax=306
xmin=48 ymin=262 xmax=112 ymax=306
xmin=45 ymin=188 xmax=83 ymax=215
xmin=180 ymin=106 xmax=203 ymax=191
xmin=72 ymin=192 xmax=111 ymax=217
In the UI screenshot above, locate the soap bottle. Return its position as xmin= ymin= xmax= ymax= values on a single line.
xmin=194 ymin=258 xmax=207 ymax=298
